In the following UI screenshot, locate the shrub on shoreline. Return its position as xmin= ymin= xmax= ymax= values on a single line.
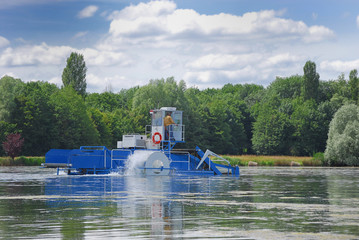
xmin=0 ymin=156 xmax=45 ymax=166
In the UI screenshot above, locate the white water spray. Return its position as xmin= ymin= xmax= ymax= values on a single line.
xmin=125 ymin=151 xmax=154 ymax=175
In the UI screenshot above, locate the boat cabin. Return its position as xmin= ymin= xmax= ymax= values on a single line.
xmin=117 ymin=107 xmax=184 ymax=150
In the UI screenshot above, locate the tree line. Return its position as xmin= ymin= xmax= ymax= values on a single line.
xmin=1 ymin=53 xmax=359 ymax=165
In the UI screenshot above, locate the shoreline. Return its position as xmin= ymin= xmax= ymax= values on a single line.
xmin=3 ymin=154 xmax=358 ymax=167
xmin=0 ymin=156 xmax=45 ymax=166
xmin=1 ymin=155 xmax=318 ymax=167
xmin=218 ymin=154 xmax=322 ymax=167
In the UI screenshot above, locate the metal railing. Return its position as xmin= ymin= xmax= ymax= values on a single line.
xmin=111 ymin=149 xmax=132 ymax=169
xmin=168 ymin=151 xmax=191 ymax=170
xmin=145 ymin=124 xmax=185 ymax=142
xmin=196 ymin=149 xmax=230 ymax=170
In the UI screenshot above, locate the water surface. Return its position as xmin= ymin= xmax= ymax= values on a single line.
xmin=0 ymin=167 xmax=358 ymax=239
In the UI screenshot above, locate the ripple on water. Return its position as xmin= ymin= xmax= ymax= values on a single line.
xmin=0 ymin=167 xmax=359 ymax=239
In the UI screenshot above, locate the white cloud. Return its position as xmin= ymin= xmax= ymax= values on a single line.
xmin=184 ymin=52 xmax=306 ymax=88
xmin=184 ymin=67 xmax=258 ymax=89
xmin=73 ymin=31 xmax=88 ymax=39
xmin=0 ymin=43 xmax=74 ymax=67
xmin=262 ymin=53 xmax=305 ymax=67
xmin=0 ymin=0 xmax=342 ymax=92
xmin=0 ymin=36 xmax=10 ymax=48
xmin=48 ymin=76 xmax=62 ymax=86
xmin=304 ymin=25 xmax=335 ymax=43
xmin=320 ymin=59 xmax=359 ymax=73
xmin=83 ymin=48 xmax=133 ymax=67
xmin=0 ymin=42 xmax=133 ymax=69
xmin=152 ymin=57 xmax=177 ymax=70
xmin=357 ymin=15 xmax=359 ymax=28
xmin=86 ymin=73 xmax=130 ymax=92
xmin=186 ymin=53 xmax=262 ymax=70
xmin=0 ymin=43 xmax=73 ymax=67
xmin=105 ymin=1 xmax=334 ymax=48
xmin=77 ymin=5 xmax=98 ymax=19
xmin=1 ymin=72 xmax=19 ymax=79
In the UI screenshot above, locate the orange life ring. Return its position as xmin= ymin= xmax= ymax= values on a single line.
xmin=152 ymin=132 xmax=162 ymax=144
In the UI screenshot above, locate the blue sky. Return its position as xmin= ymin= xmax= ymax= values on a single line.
xmin=1 ymin=0 xmax=359 ymax=92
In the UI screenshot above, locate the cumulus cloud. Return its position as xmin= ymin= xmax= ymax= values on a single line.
xmin=0 ymin=36 xmax=10 ymax=48
xmin=86 ymin=73 xmax=129 ymax=92
xmin=320 ymin=59 xmax=359 ymax=72
xmin=78 ymin=5 xmax=98 ymax=19
xmin=0 ymin=41 xmax=133 ymax=69
xmin=0 ymin=0 xmax=339 ymax=92
xmin=304 ymin=25 xmax=335 ymax=43
xmin=152 ymin=57 xmax=177 ymax=70
xmin=183 ymin=65 xmax=266 ymax=89
xmin=83 ymin=49 xmax=133 ymax=67
xmin=184 ymin=52 xmax=306 ymax=88
xmin=0 ymin=43 xmax=74 ymax=67
xmin=105 ymin=0 xmax=334 ymax=48
xmin=186 ymin=53 xmax=262 ymax=70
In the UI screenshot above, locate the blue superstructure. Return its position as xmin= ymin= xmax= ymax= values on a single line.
xmin=43 ymin=107 xmax=240 ymax=176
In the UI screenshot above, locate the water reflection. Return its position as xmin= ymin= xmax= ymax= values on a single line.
xmin=0 ymin=167 xmax=359 ymax=239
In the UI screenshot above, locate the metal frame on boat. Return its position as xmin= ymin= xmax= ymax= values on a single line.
xmin=42 ymin=107 xmax=240 ymax=176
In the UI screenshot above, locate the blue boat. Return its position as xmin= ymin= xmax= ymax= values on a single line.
xmin=43 ymin=107 xmax=240 ymax=176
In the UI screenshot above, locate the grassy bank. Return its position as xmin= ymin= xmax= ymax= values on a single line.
xmin=0 ymin=154 xmax=323 ymax=167
xmin=0 ymin=156 xmax=45 ymax=166
xmin=219 ymin=154 xmax=323 ymax=166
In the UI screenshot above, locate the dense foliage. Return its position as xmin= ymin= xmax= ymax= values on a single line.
xmin=62 ymin=52 xmax=87 ymax=96
xmin=324 ymin=104 xmax=359 ymax=166
xmin=1 ymin=60 xmax=358 ymax=165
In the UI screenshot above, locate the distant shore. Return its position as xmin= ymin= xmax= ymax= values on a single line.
xmin=0 ymin=154 xmax=321 ymax=167
xmin=0 ymin=156 xmax=45 ymax=166
xmin=219 ymin=154 xmax=322 ymax=167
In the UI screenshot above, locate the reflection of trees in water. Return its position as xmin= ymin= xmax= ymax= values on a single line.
xmin=43 ymin=176 xmax=186 ymax=239
xmin=1 ymin=169 xmax=359 ymax=239
xmin=0 ymin=187 xmax=50 ymax=239
xmin=245 ymin=169 xmax=331 ymax=233
xmin=326 ymin=169 xmax=359 ymax=235
xmin=178 ymin=168 xmax=332 ymax=234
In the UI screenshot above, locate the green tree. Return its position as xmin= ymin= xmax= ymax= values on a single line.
xmin=50 ymin=87 xmax=98 ymax=149
xmin=87 ymin=108 xmax=112 ymax=147
xmin=196 ymin=96 xmax=232 ymax=154
xmin=268 ymin=75 xmax=303 ymax=99
xmin=131 ymin=77 xmax=188 ymax=129
xmin=10 ymin=81 xmax=59 ymax=155
xmin=290 ymin=99 xmax=320 ymax=155
xmin=86 ymin=92 xmax=122 ymax=112
xmin=0 ymin=76 xmax=24 ymax=121
xmin=348 ymin=69 xmax=358 ymax=102
xmin=224 ymin=98 xmax=248 ymax=154
xmin=62 ymin=52 xmax=87 ymax=96
xmin=107 ymin=108 xmax=144 ymax=148
xmin=302 ymin=61 xmax=320 ymax=101
xmin=252 ymin=105 xmax=291 ymax=155
xmin=183 ymin=87 xmax=203 ymax=148
xmin=324 ymin=104 xmax=359 ymax=166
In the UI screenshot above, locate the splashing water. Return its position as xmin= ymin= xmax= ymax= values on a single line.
xmin=125 ymin=151 xmax=154 ymax=175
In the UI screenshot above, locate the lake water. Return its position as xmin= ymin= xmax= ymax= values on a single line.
xmin=0 ymin=167 xmax=359 ymax=239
